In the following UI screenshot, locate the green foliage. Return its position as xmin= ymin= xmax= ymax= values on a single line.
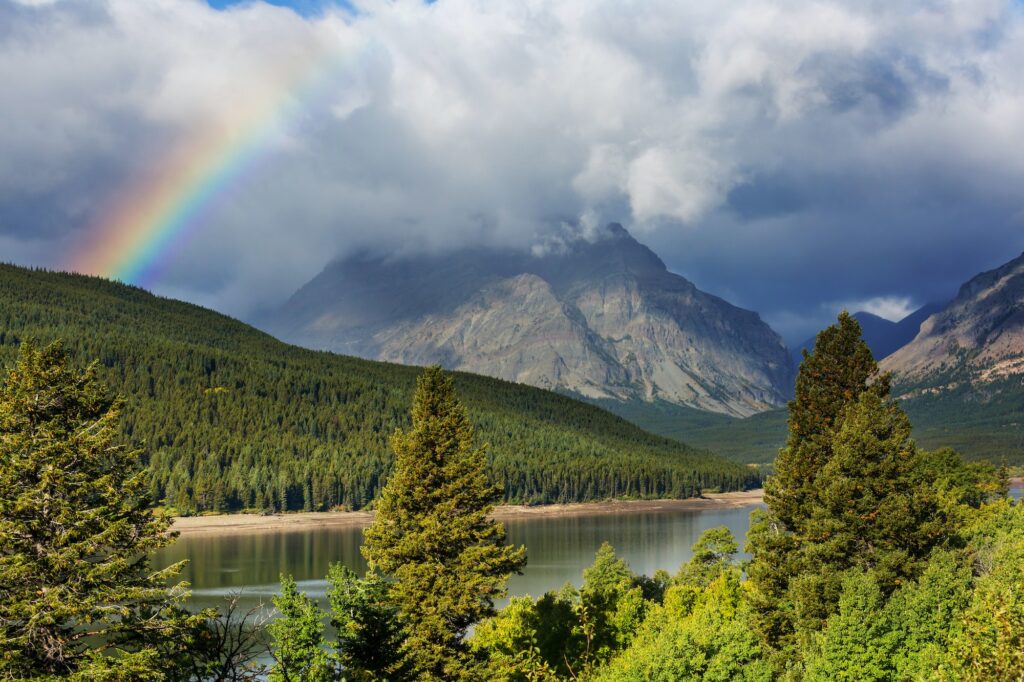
xmin=469 ymin=597 xmax=560 ymax=682
xmin=362 ymin=367 xmax=527 ymax=679
xmin=770 ymin=311 xmax=888 ymax=528
xmin=674 ymin=526 xmax=739 ymax=589
xmin=326 ymin=563 xmax=404 ymax=680
xmin=595 ymin=570 xmax=770 ymax=682
xmin=745 ymin=313 xmax=1003 ymax=662
xmin=747 ymin=313 xmax=884 ymax=651
xmin=267 ymin=574 xmax=333 ymax=682
xmin=0 ymin=264 xmax=757 ymax=514
xmin=945 ymin=501 xmax=1024 ymax=681
xmin=0 ymin=341 xmax=198 ymax=679
xmin=802 ymin=572 xmax=897 ymax=682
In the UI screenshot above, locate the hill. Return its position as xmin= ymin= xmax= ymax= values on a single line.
xmin=0 ymin=264 xmax=757 ymax=513
xmin=605 ymin=397 xmax=1023 ymax=466
xmin=265 ymin=223 xmax=795 ymax=417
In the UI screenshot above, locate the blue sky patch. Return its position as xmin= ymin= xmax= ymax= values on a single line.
xmin=206 ymin=0 xmax=353 ymax=18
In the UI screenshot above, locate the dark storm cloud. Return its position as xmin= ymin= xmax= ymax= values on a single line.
xmin=1 ymin=0 xmax=1023 ymax=344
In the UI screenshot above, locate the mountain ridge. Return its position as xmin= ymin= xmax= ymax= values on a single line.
xmin=790 ymin=303 xmax=946 ymax=365
xmin=881 ymin=252 xmax=1024 ymax=383
xmin=266 ymin=224 xmax=796 ymax=417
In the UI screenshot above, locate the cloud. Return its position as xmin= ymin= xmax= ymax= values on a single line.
xmin=845 ymin=296 xmax=918 ymax=322
xmin=0 ymin=0 xmax=1023 ymax=341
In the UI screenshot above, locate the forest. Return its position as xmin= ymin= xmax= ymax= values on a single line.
xmin=1 ymin=313 xmax=1020 ymax=680
xmin=0 ymin=264 xmax=756 ymax=514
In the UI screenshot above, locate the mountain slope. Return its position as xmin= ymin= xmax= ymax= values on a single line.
xmin=267 ymin=224 xmax=795 ymax=417
xmin=877 ymin=252 xmax=1024 ymax=462
xmin=610 ymin=257 xmax=1024 ymax=466
xmin=882 ymin=253 xmax=1024 ymax=382
xmin=790 ymin=303 xmax=945 ymax=365
xmin=0 ymin=264 xmax=757 ymax=513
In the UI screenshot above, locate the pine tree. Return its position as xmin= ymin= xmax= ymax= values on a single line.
xmin=675 ymin=526 xmax=739 ymax=589
xmin=748 ymin=313 xmax=883 ymax=649
xmin=362 ymin=366 xmax=526 ymax=680
xmin=748 ymin=313 xmax=960 ymax=657
xmin=0 ymin=341 xmax=192 ymax=678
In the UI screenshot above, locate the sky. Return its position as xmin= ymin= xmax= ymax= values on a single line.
xmin=2 ymin=0 xmax=1024 ymax=344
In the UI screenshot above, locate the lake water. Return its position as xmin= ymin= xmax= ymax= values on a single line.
xmin=154 ymin=503 xmax=763 ymax=614
xmin=156 ymin=482 xmax=1021 ymax=615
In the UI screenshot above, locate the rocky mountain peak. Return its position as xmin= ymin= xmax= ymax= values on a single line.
xmin=881 ymin=251 xmax=1024 ymax=385
xmin=265 ymin=224 xmax=796 ymax=416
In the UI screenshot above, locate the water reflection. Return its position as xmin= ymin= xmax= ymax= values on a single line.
xmin=155 ymin=504 xmax=764 ymax=613
xmin=157 ymin=483 xmax=1021 ymax=614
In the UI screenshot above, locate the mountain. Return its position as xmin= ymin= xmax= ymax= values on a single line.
xmin=267 ymin=224 xmax=795 ymax=417
xmin=875 ymin=252 xmax=1024 ymax=461
xmin=621 ymin=255 xmax=1024 ymax=467
xmin=882 ymin=253 xmax=1024 ymax=382
xmin=0 ymin=264 xmax=757 ymax=513
xmin=790 ymin=303 xmax=946 ymax=365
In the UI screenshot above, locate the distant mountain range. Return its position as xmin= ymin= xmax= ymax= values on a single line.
xmin=791 ymin=303 xmax=946 ymax=365
xmin=265 ymin=224 xmax=795 ymax=417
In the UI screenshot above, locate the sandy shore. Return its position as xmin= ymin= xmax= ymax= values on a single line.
xmin=170 ymin=489 xmax=765 ymax=536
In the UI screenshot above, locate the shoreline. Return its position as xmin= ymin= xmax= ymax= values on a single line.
xmin=170 ymin=489 xmax=765 ymax=536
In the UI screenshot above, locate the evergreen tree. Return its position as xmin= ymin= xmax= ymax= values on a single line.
xmin=767 ymin=311 xmax=888 ymax=527
xmin=748 ymin=313 xmax=972 ymax=660
xmin=675 ymin=526 xmax=739 ymax=589
xmin=362 ymin=366 xmax=526 ymax=680
xmin=748 ymin=313 xmax=884 ymax=650
xmin=0 ymin=341 xmax=193 ymax=678
xmin=267 ymin=574 xmax=333 ymax=682
xmin=326 ymin=563 xmax=405 ymax=680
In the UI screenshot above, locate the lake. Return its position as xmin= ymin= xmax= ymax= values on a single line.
xmin=154 ymin=503 xmax=763 ymax=614
xmin=156 ymin=481 xmax=1021 ymax=614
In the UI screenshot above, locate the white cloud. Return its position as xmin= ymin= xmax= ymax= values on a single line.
xmin=838 ymin=296 xmax=918 ymax=322
xmin=0 ymin=0 xmax=1023 ymax=326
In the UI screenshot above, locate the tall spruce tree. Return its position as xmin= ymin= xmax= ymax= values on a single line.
xmin=0 ymin=341 xmax=194 ymax=678
xmin=767 ymin=311 xmax=889 ymax=527
xmin=748 ymin=313 xmax=961 ymax=659
xmin=747 ymin=313 xmax=887 ymax=651
xmin=362 ymin=366 xmax=526 ymax=680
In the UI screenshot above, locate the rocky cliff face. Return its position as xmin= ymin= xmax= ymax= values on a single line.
xmin=267 ymin=224 xmax=795 ymax=416
xmin=881 ymin=252 xmax=1024 ymax=386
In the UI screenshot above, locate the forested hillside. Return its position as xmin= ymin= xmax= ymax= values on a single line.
xmin=600 ymin=374 xmax=1024 ymax=465
xmin=0 ymin=264 xmax=756 ymax=513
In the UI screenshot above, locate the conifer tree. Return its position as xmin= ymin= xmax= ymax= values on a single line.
xmin=327 ymin=563 xmax=405 ymax=680
xmin=748 ymin=313 xmax=960 ymax=656
xmin=362 ymin=366 xmax=526 ymax=680
xmin=675 ymin=526 xmax=739 ymax=589
xmin=747 ymin=313 xmax=888 ymax=650
xmin=0 ymin=341 xmax=193 ymax=678
xmin=767 ymin=311 xmax=888 ymax=527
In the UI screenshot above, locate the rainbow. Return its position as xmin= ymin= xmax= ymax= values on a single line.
xmin=68 ymin=45 xmax=354 ymax=288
